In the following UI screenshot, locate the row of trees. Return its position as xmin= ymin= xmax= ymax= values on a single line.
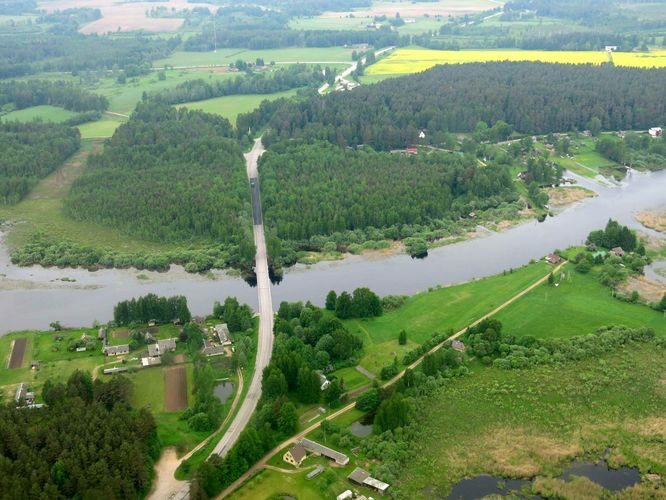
xmin=151 ymin=65 xmax=330 ymax=106
xmin=0 ymin=79 xmax=108 ymax=112
xmin=258 ymin=141 xmax=516 ymax=243
xmin=113 ymin=293 xmax=191 ymax=326
xmin=64 ymin=102 xmax=255 ymax=268
xmin=242 ymin=63 xmax=666 ymax=150
xmin=0 ymin=121 xmax=80 ymax=204
xmin=0 ymin=370 xmax=159 ymax=499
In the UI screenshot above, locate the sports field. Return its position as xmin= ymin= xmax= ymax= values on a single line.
xmin=366 ymin=48 xmax=666 ymax=75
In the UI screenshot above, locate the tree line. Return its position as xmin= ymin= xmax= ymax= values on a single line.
xmin=258 ymin=141 xmax=516 ymax=244
xmin=64 ymin=102 xmax=255 ymax=268
xmin=0 ymin=370 xmax=159 ymax=499
xmin=0 ymin=121 xmax=80 ymax=204
xmin=113 ymin=293 xmax=191 ymax=326
xmin=241 ymin=63 xmax=666 ymax=150
xmin=0 ymin=79 xmax=108 ymax=113
xmin=151 ymin=64 xmax=330 ymax=106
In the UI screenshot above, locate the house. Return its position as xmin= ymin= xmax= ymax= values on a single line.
xmin=306 ymin=465 xmax=324 ymax=480
xmin=318 ymin=372 xmax=331 ymax=391
xmin=545 ymin=253 xmax=563 ymax=265
xmin=337 ymin=491 xmax=353 ymax=500
xmin=418 ymin=130 xmax=426 ymax=139
xmin=15 ymin=383 xmax=35 ymax=406
xmin=201 ymin=339 xmax=227 ymax=357
xmin=158 ymin=338 xmax=177 ymax=352
xmin=147 ymin=344 xmax=160 ymax=357
xmin=405 ymin=147 xmax=418 ymax=155
xmin=301 ymin=438 xmax=349 ymax=465
xmin=283 ymin=443 xmax=307 ymax=468
xmin=347 ymin=467 xmax=390 ymax=495
xmin=103 ymin=344 xmax=130 ymax=356
xmin=452 ymin=340 xmax=465 ymax=352
xmin=649 ymin=127 xmax=663 ymax=137
xmin=605 ymin=45 xmax=618 ymax=52
xmin=610 ymin=246 xmax=625 ymax=257
xmin=144 ymin=331 xmax=156 ymax=343
xmin=214 ymin=324 xmax=232 ymax=345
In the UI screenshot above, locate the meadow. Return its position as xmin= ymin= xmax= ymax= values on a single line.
xmin=366 ymin=48 xmax=666 ymax=76
xmin=397 ymin=344 xmax=666 ymax=497
xmin=342 ymin=261 xmax=551 ymax=375
xmin=1 ymin=105 xmax=78 ymax=123
xmin=177 ymin=88 xmax=300 ymax=125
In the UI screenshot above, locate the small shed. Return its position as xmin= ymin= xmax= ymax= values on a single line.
xmin=452 ymin=340 xmax=466 ymax=352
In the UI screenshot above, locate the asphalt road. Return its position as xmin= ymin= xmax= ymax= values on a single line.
xmin=211 ymin=138 xmax=274 ymax=457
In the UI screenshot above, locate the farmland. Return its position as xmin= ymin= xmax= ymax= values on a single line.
xmin=366 ymin=48 xmax=666 ymax=76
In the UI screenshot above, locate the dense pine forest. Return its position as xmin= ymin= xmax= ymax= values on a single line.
xmin=259 ymin=142 xmax=516 ymax=241
xmin=241 ymin=62 xmax=666 ymax=150
xmin=0 ymin=371 xmax=159 ymax=499
xmin=0 ymin=122 xmax=80 ymax=204
xmin=64 ymin=102 xmax=255 ymax=265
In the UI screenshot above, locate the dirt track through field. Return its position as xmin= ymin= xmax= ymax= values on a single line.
xmin=8 ymin=338 xmax=27 ymax=369
xmin=164 ymin=366 xmax=187 ymax=411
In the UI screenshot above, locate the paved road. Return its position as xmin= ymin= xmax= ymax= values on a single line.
xmin=216 ymin=261 xmax=568 ymax=498
xmin=318 ymin=46 xmax=395 ymax=94
xmin=211 ymin=138 xmax=274 ymax=458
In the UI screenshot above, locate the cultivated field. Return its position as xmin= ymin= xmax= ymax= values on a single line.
xmin=366 ymin=48 xmax=666 ymax=75
xmin=165 ymin=365 xmax=188 ymax=411
xmin=7 ymin=338 xmax=27 ymax=369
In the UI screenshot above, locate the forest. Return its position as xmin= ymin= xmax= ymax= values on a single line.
xmin=0 ymin=121 xmax=80 ymax=204
xmin=0 ymin=80 xmax=108 ymax=113
xmin=64 ymin=102 xmax=255 ymax=268
xmin=151 ymin=64 xmax=330 ymax=106
xmin=113 ymin=293 xmax=191 ymax=326
xmin=258 ymin=142 xmax=516 ymax=243
xmin=243 ymin=63 xmax=666 ymax=150
xmin=0 ymin=371 xmax=160 ymax=499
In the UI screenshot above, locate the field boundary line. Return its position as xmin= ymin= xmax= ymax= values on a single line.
xmin=217 ymin=261 xmax=566 ymax=498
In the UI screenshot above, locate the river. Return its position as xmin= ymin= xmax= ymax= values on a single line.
xmin=1 ymin=169 xmax=664 ymax=335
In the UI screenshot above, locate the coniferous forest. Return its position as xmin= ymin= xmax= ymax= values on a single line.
xmin=0 ymin=122 xmax=80 ymax=204
xmin=0 ymin=371 xmax=159 ymax=499
xmin=241 ymin=62 xmax=666 ymax=150
xmin=64 ymin=102 xmax=255 ymax=265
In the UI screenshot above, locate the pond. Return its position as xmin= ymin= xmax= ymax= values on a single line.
xmin=348 ymin=417 xmax=373 ymax=438
xmin=1 ymin=169 xmax=665 ymax=334
xmin=213 ymin=381 xmax=234 ymax=404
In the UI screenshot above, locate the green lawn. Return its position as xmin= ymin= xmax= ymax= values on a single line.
xmin=494 ymin=264 xmax=666 ymax=338
xmin=155 ymin=47 xmax=354 ymax=68
xmin=177 ymin=88 xmax=300 ymax=124
xmin=331 ymin=366 xmax=373 ymax=392
xmin=396 ymin=344 xmax=666 ymax=497
xmin=551 ymin=136 xmax=619 ymax=178
xmin=1 ymin=105 xmax=78 ymax=123
xmin=343 ymin=261 xmax=552 ymax=374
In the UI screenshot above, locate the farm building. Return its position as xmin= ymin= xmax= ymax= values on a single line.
xmin=546 ymin=253 xmax=563 ymax=265
xmin=103 ymin=345 xmax=130 ymax=356
xmin=301 ymin=438 xmax=349 ymax=465
xmin=103 ymin=366 xmax=129 ymax=375
xmin=347 ymin=467 xmax=390 ymax=495
xmin=610 ymin=247 xmax=625 ymax=257
xmin=649 ymin=127 xmax=663 ymax=137
xmin=283 ymin=443 xmax=307 ymax=468
xmin=141 ymin=356 xmax=162 ymax=367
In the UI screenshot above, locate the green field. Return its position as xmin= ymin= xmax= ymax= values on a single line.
xmin=1 ymin=105 xmax=78 ymax=123
xmin=343 ymin=261 xmax=551 ymax=374
xmin=289 ymin=16 xmax=444 ymax=35
xmin=494 ymin=264 xmax=666 ymax=338
xmin=155 ymin=47 xmax=355 ymax=68
xmin=78 ymin=115 xmax=125 ymax=139
xmin=549 ymin=136 xmax=620 ymax=178
xmin=396 ymin=344 xmax=666 ymax=497
xmin=177 ymin=88 xmax=300 ymax=124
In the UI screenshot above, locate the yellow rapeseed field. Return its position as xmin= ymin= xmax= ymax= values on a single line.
xmin=367 ymin=48 xmax=666 ymax=75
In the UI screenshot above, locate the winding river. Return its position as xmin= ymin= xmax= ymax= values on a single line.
xmin=1 ymin=169 xmax=664 ymax=335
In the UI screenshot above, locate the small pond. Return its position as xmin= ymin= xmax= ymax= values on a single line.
xmin=213 ymin=381 xmax=234 ymax=404
xmin=349 ymin=420 xmax=373 ymax=438
xmin=447 ymin=460 xmax=641 ymax=499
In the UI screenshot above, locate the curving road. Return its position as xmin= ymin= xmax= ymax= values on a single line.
xmin=211 ymin=138 xmax=274 ymax=458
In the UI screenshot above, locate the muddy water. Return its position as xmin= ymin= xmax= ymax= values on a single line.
xmin=1 ymin=169 xmax=665 ymax=335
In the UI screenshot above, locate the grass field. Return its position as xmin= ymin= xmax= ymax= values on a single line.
xmin=343 ymin=261 xmax=551 ymax=374
xmin=177 ymin=88 xmax=300 ymax=124
xmin=78 ymin=115 xmax=125 ymax=139
xmin=1 ymin=105 xmax=78 ymax=123
xmin=156 ymin=47 xmax=354 ymax=68
xmin=366 ymin=48 xmax=666 ymax=75
xmin=289 ymin=16 xmax=444 ymax=35
xmin=494 ymin=264 xmax=666 ymax=338
xmin=396 ymin=344 xmax=666 ymax=497
xmin=542 ymin=136 xmax=620 ymax=178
